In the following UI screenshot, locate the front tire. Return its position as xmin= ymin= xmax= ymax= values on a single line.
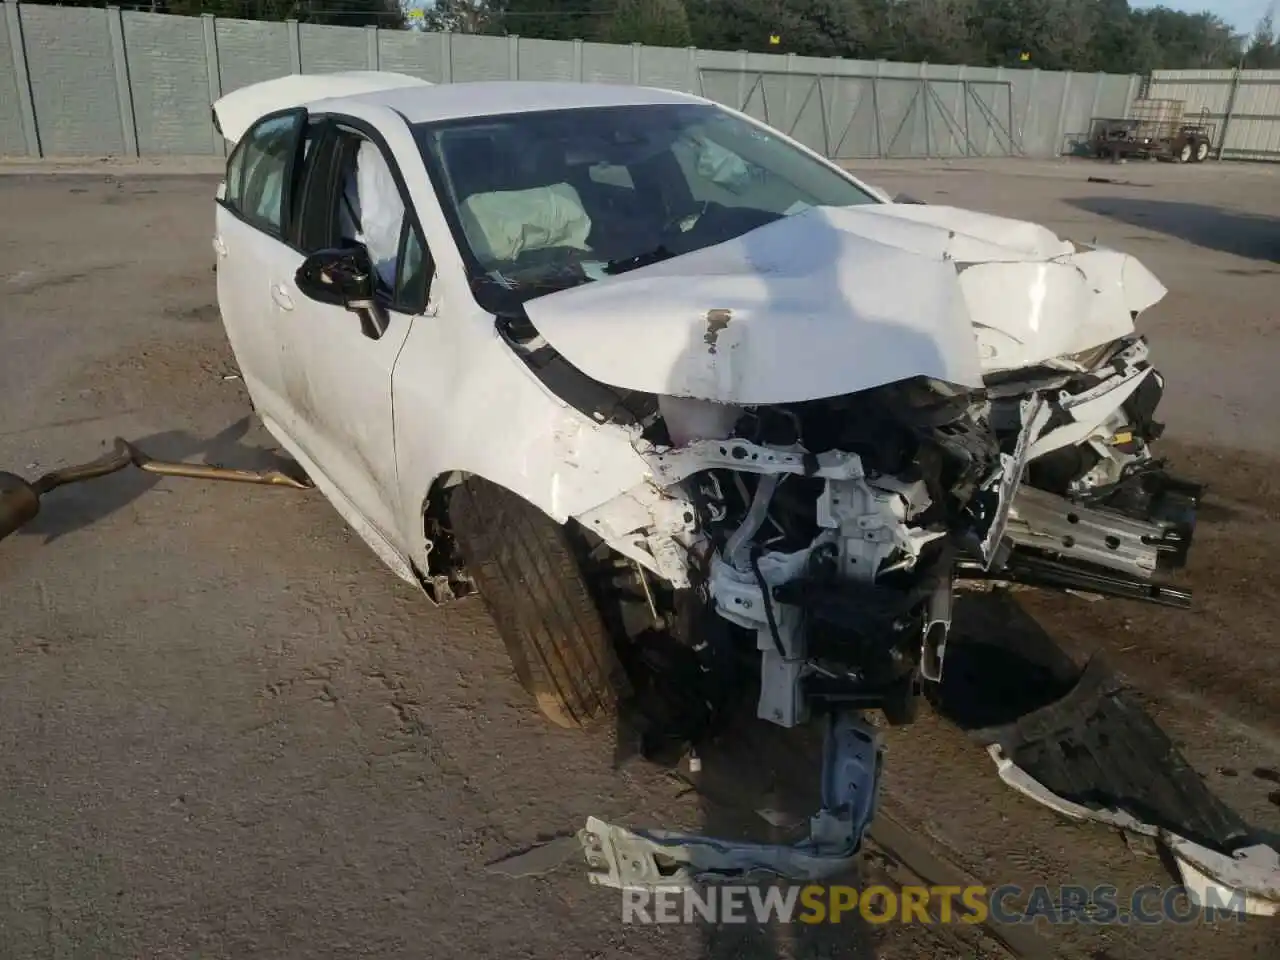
xmin=449 ymin=477 xmax=623 ymax=729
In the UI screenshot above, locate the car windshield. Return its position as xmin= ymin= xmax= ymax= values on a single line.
xmin=412 ymin=102 xmax=878 ymax=313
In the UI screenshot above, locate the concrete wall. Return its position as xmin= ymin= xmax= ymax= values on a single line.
xmin=0 ymin=1 xmax=1141 ymax=160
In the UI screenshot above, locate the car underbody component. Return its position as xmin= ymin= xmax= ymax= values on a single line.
xmin=0 ymin=437 xmax=313 ymax=542
xmin=581 ymin=710 xmax=882 ymax=889
xmin=958 ymin=549 xmax=1192 ymax=609
xmin=971 ymin=656 xmax=1280 ymax=916
xmin=1003 ymin=483 xmax=1192 ymax=579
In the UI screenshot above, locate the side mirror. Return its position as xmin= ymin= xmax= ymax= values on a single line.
xmin=295 ymin=247 xmax=375 ymax=309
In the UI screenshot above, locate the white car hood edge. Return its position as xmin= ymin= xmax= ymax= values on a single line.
xmin=524 ymin=204 xmax=1167 ymax=405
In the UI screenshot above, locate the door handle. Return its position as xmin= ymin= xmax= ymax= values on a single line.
xmin=271 ymin=284 xmax=295 ymax=311
xmin=212 ymin=236 xmax=228 ymax=258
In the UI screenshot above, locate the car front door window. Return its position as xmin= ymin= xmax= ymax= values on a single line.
xmin=348 ymin=139 xmax=406 ymax=293
xmin=301 ymin=128 xmax=431 ymax=316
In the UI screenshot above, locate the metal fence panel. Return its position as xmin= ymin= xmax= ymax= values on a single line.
xmin=123 ymin=11 xmax=213 ymax=156
xmin=1230 ymin=71 xmax=1280 ymax=159
xmin=922 ymin=65 xmax=967 ymax=159
xmin=1151 ymin=68 xmax=1280 ymax=160
xmin=0 ymin=4 xmax=1175 ymax=162
xmin=828 ymin=76 xmax=879 ymax=158
xmin=1149 ymin=68 xmax=1234 ymax=113
xmin=0 ymin=8 xmax=28 ymax=156
xmin=695 ymin=49 xmax=743 ymax=107
xmin=21 ymin=3 xmax=123 ymax=155
xmin=1095 ymin=73 xmax=1135 ymax=117
xmin=1019 ymin=70 xmax=1067 ymax=157
xmin=697 ymin=64 xmax=1023 ymax=160
xmin=1060 ymin=72 xmax=1099 ymax=154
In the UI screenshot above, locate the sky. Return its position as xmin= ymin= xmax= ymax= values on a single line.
xmin=1131 ymin=0 xmax=1277 ymax=34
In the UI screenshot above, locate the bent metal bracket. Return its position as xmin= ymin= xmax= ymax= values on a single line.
xmin=0 ymin=437 xmax=313 ymax=543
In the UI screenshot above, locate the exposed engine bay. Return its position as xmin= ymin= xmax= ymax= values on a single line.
xmin=464 ymin=167 xmax=1279 ymax=912
xmin=547 ymin=371 xmax=1038 ymax=751
xmin=514 ymin=324 xmax=1265 ymax=911
xmin=502 ymin=293 xmax=1202 ymax=742
xmin=549 ymin=362 xmax=1278 ymax=914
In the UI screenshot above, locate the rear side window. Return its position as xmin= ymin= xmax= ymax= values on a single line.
xmin=224 ymin=111 xmax=305 ymax=236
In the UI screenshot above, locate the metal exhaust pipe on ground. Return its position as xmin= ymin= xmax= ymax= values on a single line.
xmin=0 ymin=438 xmax=312 ymax=543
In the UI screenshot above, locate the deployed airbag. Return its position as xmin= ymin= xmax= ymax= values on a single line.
xmin=459 ymin=183 xmax=592 ymax=265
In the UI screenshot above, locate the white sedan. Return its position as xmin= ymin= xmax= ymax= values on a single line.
xmin=209 ymin=75 xmax=1275 ymax=907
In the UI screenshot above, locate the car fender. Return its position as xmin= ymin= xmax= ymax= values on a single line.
xmin=389 ymin=310 xmax=653 ymax=578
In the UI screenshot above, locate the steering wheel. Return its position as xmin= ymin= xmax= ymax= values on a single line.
xmin=509 ymin=245 xmax=578 ymax=270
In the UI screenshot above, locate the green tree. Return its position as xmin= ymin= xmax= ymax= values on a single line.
xmin=1243 ymin=13 xmax=1280 ymax=69
xmin=421 ymin=0 xmax=504 ymax=33
xmin=1130 ymin=6 xmax=1238 ymax=69
xmin=597 ymin=0 xmax=692 ymax=47
xmin=22 ymin=0 xmax=406 ymax=28
xmin=493 ymin=0 xmax=596 ymax=39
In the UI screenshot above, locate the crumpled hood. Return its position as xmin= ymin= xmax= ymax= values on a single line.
xmin=854 ymin=203 xmax=1167 ymax=372
xmin=524 ymin=203 xmax=1167 ymax=404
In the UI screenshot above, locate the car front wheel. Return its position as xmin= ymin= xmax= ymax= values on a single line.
xmin=449 ymin=476 xmax=624 ymax=729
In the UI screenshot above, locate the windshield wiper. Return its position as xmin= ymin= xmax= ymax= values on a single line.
xmin=605 ymin=245 xmax=676 ymax=276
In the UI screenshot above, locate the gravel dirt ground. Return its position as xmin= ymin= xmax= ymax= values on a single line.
xmin=1 ymin=156 xmax=1278 ymax=960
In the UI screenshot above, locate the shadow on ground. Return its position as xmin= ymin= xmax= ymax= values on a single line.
xmin=1067 ymin=197 xmax=1280 ymax=262
xmin=604 ymin=588 xmax=1098 ymax=958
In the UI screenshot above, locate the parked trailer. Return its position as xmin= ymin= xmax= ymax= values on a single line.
xmin=1089 ymin=98 xmax=1216 ymax=163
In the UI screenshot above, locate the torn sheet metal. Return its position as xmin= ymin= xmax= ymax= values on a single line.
xmin=581 ymin=817 xmax=861 ymax=890
xmin=980 ymin=393 xmax=1050 ymax=567
xmin=1027 ymin=341 xmax=1156 ymax=460
xmin=581 ymin=713 xmax=882 ymax=890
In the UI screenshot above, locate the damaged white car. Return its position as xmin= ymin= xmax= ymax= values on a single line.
xmin=196 ymin=75 xmax=1276 ymax=912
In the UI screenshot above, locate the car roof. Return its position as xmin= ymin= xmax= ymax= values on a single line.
xmin=319 ymin=80 xmax=711 ymax=125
